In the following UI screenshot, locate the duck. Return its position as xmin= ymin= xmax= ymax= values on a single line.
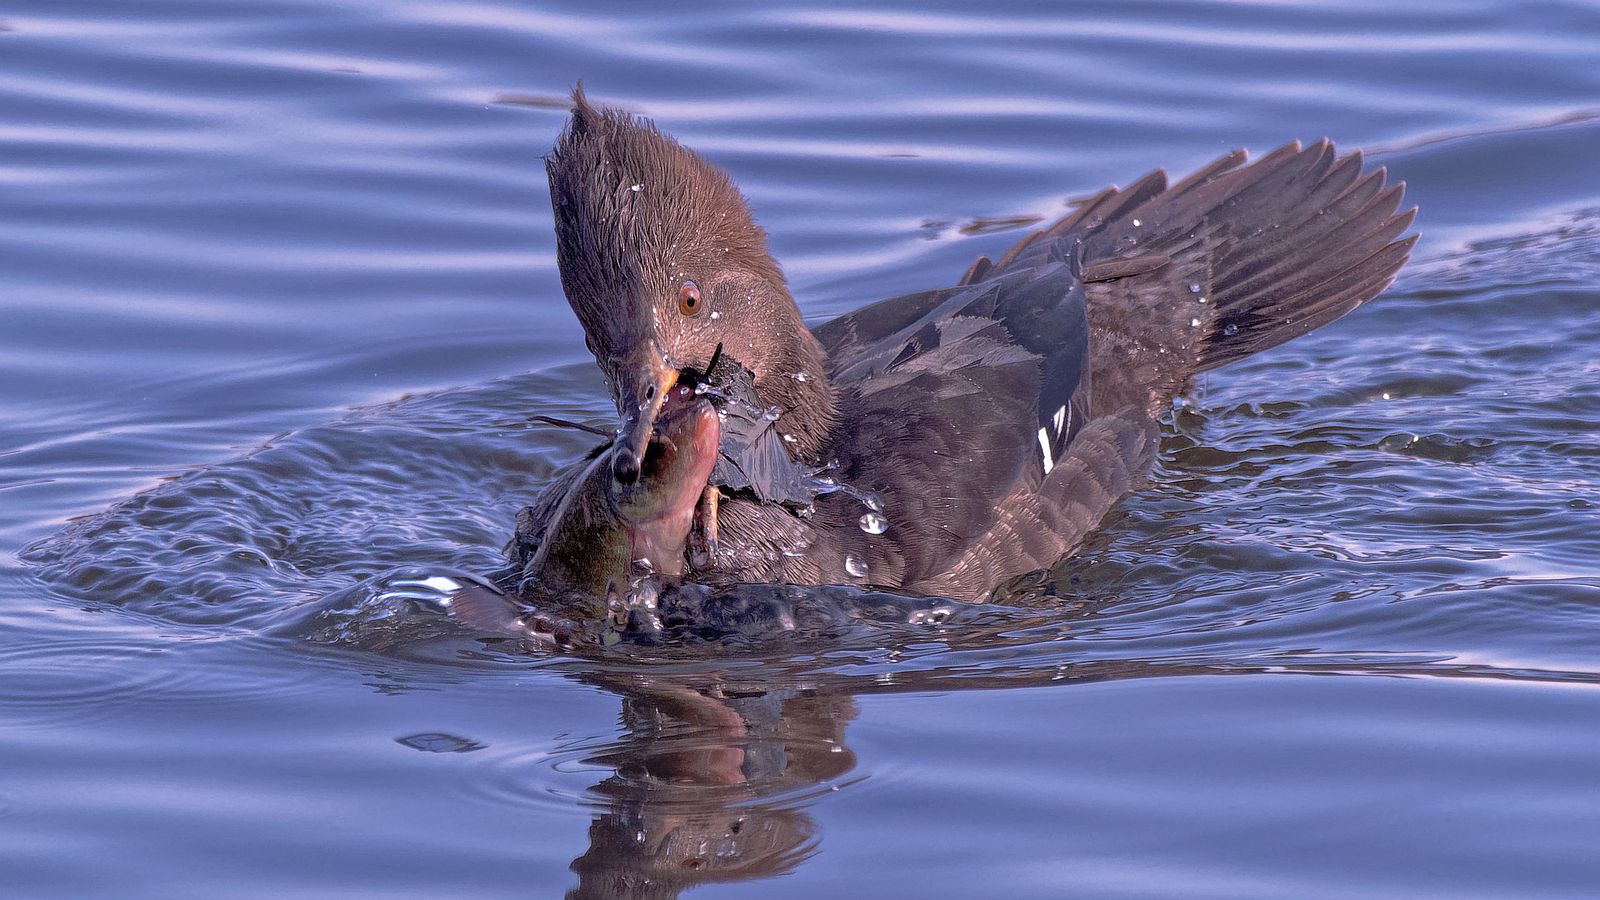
xmin=508 ymin=87 xmax=1415 ymax=602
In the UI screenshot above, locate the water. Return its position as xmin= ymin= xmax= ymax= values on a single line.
xmin=4 ymin=0 xmax=1600 ymax=895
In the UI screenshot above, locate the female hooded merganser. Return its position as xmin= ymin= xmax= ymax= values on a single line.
xmin=510 ymin=88 xmax=1415 ymax=602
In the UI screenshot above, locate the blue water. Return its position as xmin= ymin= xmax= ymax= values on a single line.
xmin=4 ymin=1 xmax=1600 ymax=895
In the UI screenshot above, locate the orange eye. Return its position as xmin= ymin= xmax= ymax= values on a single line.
xmin=677 ymin=280 xmax=702 ymax=316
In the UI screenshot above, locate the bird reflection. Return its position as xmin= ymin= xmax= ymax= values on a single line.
xmin=553 ymin=643 xmax=1269 ymax=896
xmin=566 ymin=671 xmax=857 ymax=899
xmin=342 ymin=571 xmax=1280 ymax=895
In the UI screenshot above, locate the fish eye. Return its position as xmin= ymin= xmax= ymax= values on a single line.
xmin=677 ymin=280 xmax=702 ymax=316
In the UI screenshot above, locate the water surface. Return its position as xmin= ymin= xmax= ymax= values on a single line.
xmin=4 ymin=1 xmax=1600 ymax=896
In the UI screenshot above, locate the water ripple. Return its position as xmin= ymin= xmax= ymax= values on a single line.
xmin=6 ymin=0 xmax=1600 ymax=892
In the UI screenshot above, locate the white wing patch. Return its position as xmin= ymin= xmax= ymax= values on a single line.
xmin=1037 ymin=403 xmax=1072 ymax=475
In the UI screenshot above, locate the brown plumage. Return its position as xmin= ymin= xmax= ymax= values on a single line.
xmin=546 ymin=86 xmax=835 ymax=478
xmin=513 ymin=90 xmax=1416 ymax=602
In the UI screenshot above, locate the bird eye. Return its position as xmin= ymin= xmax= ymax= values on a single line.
xmin=677 ymin=280 xmax=702 ymax=316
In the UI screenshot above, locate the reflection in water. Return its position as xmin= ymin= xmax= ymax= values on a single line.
xmin=557 ymin=653 xmax=1218 ymax=897
xmin=6 ymin=0 xmax=1600 ymax=890
xmin=15 ymin=167 xmax=1600 ymax=893
xmin=543 ymin=635 xmax=1600 ymax=897
xmin=567 ymin=671 xmax=854 ymax=898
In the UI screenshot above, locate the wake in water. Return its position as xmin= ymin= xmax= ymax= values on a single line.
xmin=17 ymin=363 xmax=1034 ymax=656
xmin=18 ymin=211 xmax=1600 ymax=687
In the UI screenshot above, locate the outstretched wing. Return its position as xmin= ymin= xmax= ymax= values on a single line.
xmin=983 ymin=139 xmax=1415 ymax=414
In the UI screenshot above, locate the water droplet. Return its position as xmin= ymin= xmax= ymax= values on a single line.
xmin=1188 ymin=282 xmax=1201 ymax=294
xmin=792 ymin=371 xmax=810 ymax=382
xmin=859 ymin=511 xmax=888 ymax=534
xmin=1198 ymin=295 xmax=1207 ymax=303
xmin=709 ymin=310 xmax=720 ymax=320
xmin=782 ymin=433 xmax=797 ymax=444
xmin=1189 ymin=317 xmax=1201 ymax=327
xmin=844 ymin=553 xmax=867 ymax=578
xmin=1382 ymin=391 xmax=1392 ymax=400
xmin=1223 ymin=323 xmax=1240 ymax=337
xmin=1132 ymin=218 xmax=1141 ymax=227
xmin=629 ymin=183 xmax=643 ymax=192
xmin=762 ymin=406 xmax=781 ymax=421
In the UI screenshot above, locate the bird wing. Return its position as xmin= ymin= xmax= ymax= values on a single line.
xmin=984 ymin=140 xmax=1415 ymax=414
xmin=811 ymin=285 xmax=969 ymax=368
xmin=817 ymin=258 xmax=1092 ymax=588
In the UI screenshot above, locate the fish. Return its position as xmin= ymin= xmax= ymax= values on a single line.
xmin=441 ymin=382 xmax=989 ymax=648
xmin=441 ymin=384 xmax=720 ymax=645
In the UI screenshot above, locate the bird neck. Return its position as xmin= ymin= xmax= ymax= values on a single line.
xmin=752 ymin=324 xmax=836 ymax=462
